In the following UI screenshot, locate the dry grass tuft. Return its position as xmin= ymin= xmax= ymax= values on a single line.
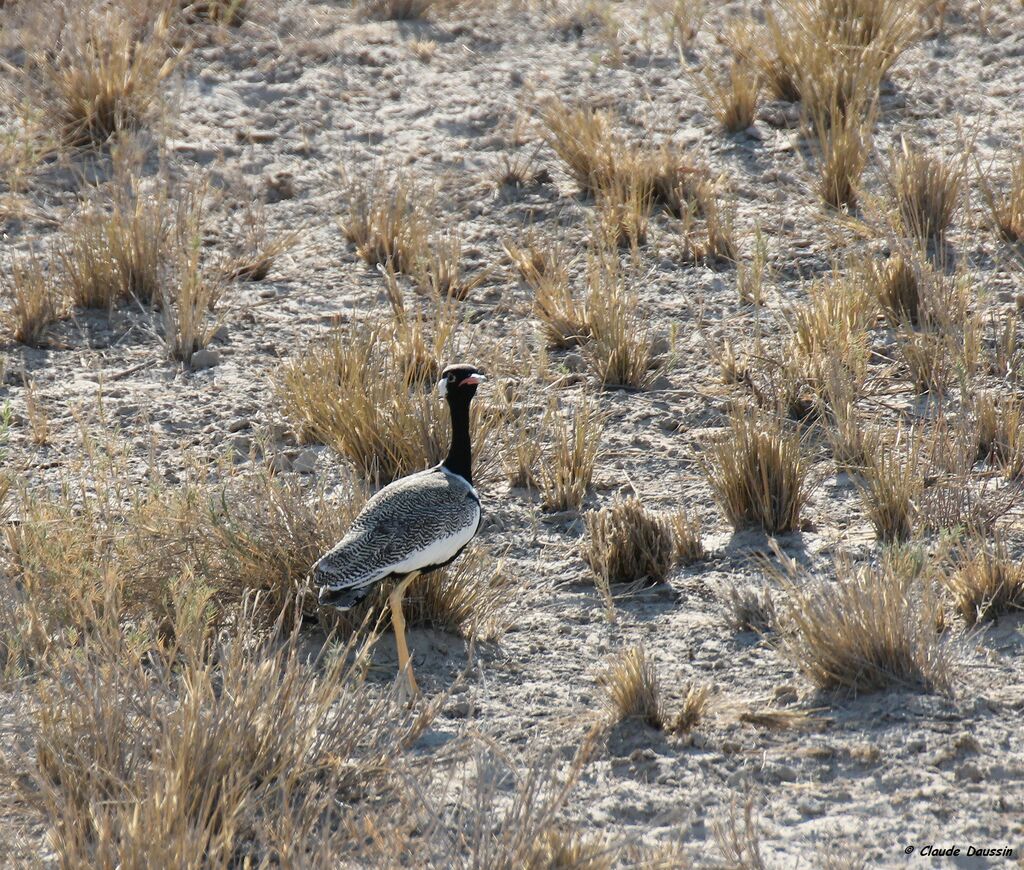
xmin=338 ymin=167 xmax=428 ymax=273
xmin=702 ymin=406 xmax=808 ymax=533
xmin=584 ymin=250 xmax=658 ymax=389
xmin=538 ymin=394 xmax=604 ymax=512
xmin=858 ymin=430 xmax=923 ymax=543
xmin=57 ymin=167 xmax=183 ymax=310
xmin=598 ymin=645 xmax=665 ymax=728
xmin=414 ymin=227 xmax=487 ymax=302
xmin=669 ymin=507 xmax=705 ymax=565
xmin=723 ymin=583 xmax=777 ymax=633
xmin=945 ymin=538 xmax=1024 ymax=626
xmin=360 ymin=0 xmax=439 ymax=20
xmin=28 ymin=619 xmax=430 ymax=866
xmin=974 ymin=392 xmax=1023 ymax=479
xmin=677 ymin=188 xmax=737 ymax=264
xmin=864 ymin=252 xmax=920 ymax=326
xmin=889 ymin=139 xmax=964 ymax=242
xmin=159 ymin=189 xmax=225 ymax=366
xmin=183 ymin=0 xmax=249 ymax=26
xmin=712 ymin=796 xmax=766 ymax=870
xmin=810 ymin=89 xmax=877 ymax=209
xmin=754 ymin=0 xmax=920 ymax=113
xmin=25 ymin=7 xmax=179 ymax=146
xmin=582 ymin=497 xmax=677 ymax=586
xmin=656 ymin=0 xmax=706 ymax=57
xmin=539 ymin=99 xmax=706 ymax=218
xmin=980 ymin=148 xmax=1024 ymax=243
xmin=221 ymin=202 xmax=299 ymax=282
xmin=533 ymin=261 xmax=590 ymax=349
xmin=504 ymin=231 xmax=567 ymax=292
xmin=672 ymin=682 xmax=710 ymax=733
xmin=697 ymin=59 xmax=761 ymax=134
xmin=539 ymin=100 xmax=619 ymax=197
xmin=778 ymin=551 xmax=955 ymax=694
xmin=277 ymin=314 xmax=489 ymax=484
xmin=0 ymin=251 xmax=62 ymax=346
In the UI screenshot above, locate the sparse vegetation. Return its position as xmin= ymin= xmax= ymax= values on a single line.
xmin=598 ymin=645 xmax=666 ymax=728
xmin=779 ymin=551 xmax=954 ymax=694
xmin=703 ymin=406 xmax=808 ymax=533
xmin=697 ymin=59 xmax=761 ymax=134
xmin=723 ymin=582 xmax=777 ymax=633
xmin=858 ymin=431 xmax=923 ymax=543
xmin=980 ymin=148 xmax=1024 ymax=243
xmin=360 ymin=0 xmax=438 ymax=20
xmin=1 ymin=0 xmax=1023 ymax=860
xmin=0 ymin=251 xmax=62 ymax=345
xmin=582 ymin=497 xmax=677 ymax=586
xmin=946 ymin=538 xmax=1024 ymax=626
xmin=889 ymin=139 xmax=964 ymax=242
xmin=538 ymin=394 xmax=604 ymax=512
xmin=338 ymin=167 xmax=428 ymax=273
xmin=24 ymin=6 xmax=179 ymax=146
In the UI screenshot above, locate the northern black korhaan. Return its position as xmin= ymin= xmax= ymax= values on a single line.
xmin=312 ymin=363 xmax=485 ymax=695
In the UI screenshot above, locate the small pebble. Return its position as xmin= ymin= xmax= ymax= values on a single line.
xmin=190 ymin=348 xmax=220 ymax=370
xmin=291 ymin=448 xmax=318 ymax=474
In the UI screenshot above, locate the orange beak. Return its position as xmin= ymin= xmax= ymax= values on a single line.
xmin=459 ymin=374 xmax=485 ymax=387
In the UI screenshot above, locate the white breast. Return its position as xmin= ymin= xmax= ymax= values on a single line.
xmin=389 ymin=500 xmax=480 ymax=574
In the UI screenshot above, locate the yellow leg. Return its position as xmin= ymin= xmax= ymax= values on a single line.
xmin=388 ymin=571 xmax=420 ymax=696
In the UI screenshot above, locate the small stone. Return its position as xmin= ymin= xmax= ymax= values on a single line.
xmin=291 ymin=448 xmax=318 ymax=474
xmin=190 ymin=348 xmax=220 ymax=370
xmin=265 ymin=170 xmax=295 ymax=202
xmin=955 ymin=762 xmax=984 ymax=783
xmin=265 ymin=422 xmax=295 ymax=444
xmin=267 ymin=453 xmax=292 ymax=474
xmin=447 ymin=699 xmax=472 ymax=718
xmin=770 ymin=764 xmax=798 ymax=783
xmin=259 ymin=287 xmax=277 ymax=299
xmin=649 ymin=335 xmax=671 ymax=357
xmin=228 ymin=417 xmax=251 ymax=433
xmin=563 ymin=352 xmax=586 ymax=372
xmin=230 ymin=436 xmax=252 ymax=463
xmin=745 ymin=124 xmax=765 ymax=140
xmin=212 ymin=325 xmax=230 ymax=343
xmin=650 ymin=375 xmax=674 ymax=391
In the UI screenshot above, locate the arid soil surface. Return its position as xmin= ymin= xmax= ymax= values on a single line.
xmin=3 ymin=0 xmax=1024 ymax=866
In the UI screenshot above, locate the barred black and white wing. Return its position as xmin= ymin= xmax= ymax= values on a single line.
xmin=313 ymin=467 xmax=481 ymax=610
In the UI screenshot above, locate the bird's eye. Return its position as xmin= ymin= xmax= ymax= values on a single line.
xmin=447 ymin=373 xmax=457 ymax=383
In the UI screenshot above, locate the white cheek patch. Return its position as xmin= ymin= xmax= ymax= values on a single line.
xmin=437 ymin=377 xmax=448 ymax=398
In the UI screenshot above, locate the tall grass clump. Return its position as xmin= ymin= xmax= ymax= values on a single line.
xmin=945 ymin=538 xmax=1024 ymax=626
xmin=779 ymin=551 xmax=954 ymax=694
xmin=28 ymin=620 xmax=430 ymax=867
xmin=25 ymin=6 xmax=180 ymax=146
xmin=582 ymin=497 xmax=677 ymax=587
xmin=889 ymin=139 xmax=964 ymax=242
xmin=702 ymin=406 xmax=808 ymax=533
xmin=277 ymin=316 xmax=496 ymax=484
xmin=0 ymin=251 xmax=62 ymax=346
xmin=538 ymin=394 xmax=605 ymax=512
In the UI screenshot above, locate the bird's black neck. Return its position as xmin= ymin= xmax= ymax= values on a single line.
xmin=443 ymin=398 xmax=473 ymax=485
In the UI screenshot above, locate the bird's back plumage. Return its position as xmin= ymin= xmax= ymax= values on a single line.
xmin=314 ymin=465 xmax=481 ymax=609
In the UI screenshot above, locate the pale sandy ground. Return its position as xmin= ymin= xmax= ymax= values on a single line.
xmin=3 ymin=0 xmax=1024 ymax=866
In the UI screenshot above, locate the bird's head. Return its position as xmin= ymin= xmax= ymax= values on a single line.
xmin=437 ymin=363 xmax=485 ymax=403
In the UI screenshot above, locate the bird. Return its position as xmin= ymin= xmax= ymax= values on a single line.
xmin=312 ymin=363 xmax=485 ymax=695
